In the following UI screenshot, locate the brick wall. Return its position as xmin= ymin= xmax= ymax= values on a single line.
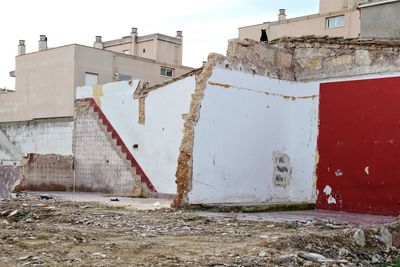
xmin=16 ymin=154 xmax=73 ymax=191
xmin=73 ymin=101 xmax=141 ymax=196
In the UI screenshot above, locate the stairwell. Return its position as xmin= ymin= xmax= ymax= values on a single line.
xmin=73 ymin=98 xmax=156 ymax=197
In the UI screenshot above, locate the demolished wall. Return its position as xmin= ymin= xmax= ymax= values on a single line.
xmin=75 ymin=77 xmax=197 ymax=195
xmin=13 ymin=154 xmax=74 ymax=192
xmin=173 ymin=37 xmax=400 ymax=215
xmin=73 ymin=99 xmax=146 ymax=196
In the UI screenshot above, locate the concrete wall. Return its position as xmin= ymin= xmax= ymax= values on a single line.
xmin=360 ymin=1 xmax=400 ymax=39
xmin=0 ymin=118 xmax=73 ymax=162
xmin=188 ymin=68 xmax=319 ymax=204
xmin=320 ymin=0 xmax=359 ymax=13
xmin=76 ymin=77 xmax=196 ymax=194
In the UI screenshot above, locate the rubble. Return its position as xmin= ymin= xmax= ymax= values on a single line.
xmin=0 ymin=194 xmax=399 ymax=266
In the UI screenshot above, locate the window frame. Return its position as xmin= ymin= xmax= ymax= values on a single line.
xmin=326 ymin=15 xmax=345 ymax=29
xmin=84 ymin=72 xmax=99 ymax=86
xmin=160 ymin=66 xmax=174 ymax=78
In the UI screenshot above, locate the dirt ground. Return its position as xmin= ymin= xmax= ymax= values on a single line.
xmin=0 ymin=194 xmax=399 ymax=267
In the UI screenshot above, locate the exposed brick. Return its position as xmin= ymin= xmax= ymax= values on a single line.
xmin=73 ymin=100 xmax=144 ymax=196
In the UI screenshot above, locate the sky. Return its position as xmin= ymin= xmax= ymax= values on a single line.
xmin=0 ymin=0 xmax=319 ymax=89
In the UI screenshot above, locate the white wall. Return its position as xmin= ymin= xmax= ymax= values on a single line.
xmin=188 ymin=68 xmax=320 ymax=204
xmin=0 ymin=120 xmax=73 ymax=163
xmin=76 ymin=78 xmax=196 ymax=194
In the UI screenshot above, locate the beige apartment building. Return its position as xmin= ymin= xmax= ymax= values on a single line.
xmin=0 ymin=28 xmax=193 ymax=122
xmin=239 ymin=0 xmax=361 ymax=41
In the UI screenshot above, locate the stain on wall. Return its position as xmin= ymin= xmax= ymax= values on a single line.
xmin=316 ymin=77 xmax=400 ymax=216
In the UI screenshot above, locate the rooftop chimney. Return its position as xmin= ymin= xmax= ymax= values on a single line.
xmin=278 ymin=9 xmax=286 ymax=21
xmin=38 ymin=35 xmax=47 ymax=51
xmin=176 ymin=31 xmax=183 ymax=38
xmin=18 ymin=40 xmax=26 ymax=56
xmin=94 ymin=36 xmax=104 ymax=49
xmin=130 ymin=27 xmax=138 ymax=56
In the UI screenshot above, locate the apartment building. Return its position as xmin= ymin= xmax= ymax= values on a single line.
xmin=239 ymin=0 xmax=361 ymax=41
xmin=0 ymin=29 xmax=193 ymax=122
xmin=360 ymin=0 xmax=400 ymax=39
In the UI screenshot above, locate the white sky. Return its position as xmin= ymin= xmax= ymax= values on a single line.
xmin=0 ymin=0 xmax=318 ymax=89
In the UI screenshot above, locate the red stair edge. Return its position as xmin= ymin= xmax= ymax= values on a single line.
xmin=85 ymin=98 xmax=157 ymax=193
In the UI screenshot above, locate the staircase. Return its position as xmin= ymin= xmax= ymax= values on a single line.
xmin=74 ymin=98 xmax=156 ymax=196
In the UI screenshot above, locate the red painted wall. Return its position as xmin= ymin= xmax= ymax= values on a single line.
xmin=317 ymin=77 xmax=400 ymax=216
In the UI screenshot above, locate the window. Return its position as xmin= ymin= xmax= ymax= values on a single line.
xmin=160 ymin=66 xmax=174 ymax=78
xmin=326 ymin=15 xmax=345 ymax=29
xmin=85 ymin=72 xmax=98 ymax=86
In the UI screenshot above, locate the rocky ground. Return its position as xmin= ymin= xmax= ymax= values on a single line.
xmin=0 ymin=194 xmax=399 ymax=266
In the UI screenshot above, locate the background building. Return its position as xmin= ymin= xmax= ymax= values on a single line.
xmin=239 ymin=0 xmax=361 ymax=41
xmin=0 ymin=29 xmax=193 ymax=122
xmin=360 ymin=0 xmax=400 ymax=39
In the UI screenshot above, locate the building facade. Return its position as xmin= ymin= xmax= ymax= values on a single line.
xmin=0 ymin=29 xmax=193 ymax=122
xmin=360 ymin=0 xmax=400 ymax=39
xmin=239 ymin=0 xmax=361 ymax=41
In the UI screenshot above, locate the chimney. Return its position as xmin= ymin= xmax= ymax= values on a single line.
xmin=18 ymin=40 xmax=26 ymax=56
xmin=130 ymin=27 xmax=138 ymax=56
xmin=278 ymin=9 xmax=286 ymax=21
xmin=38 ymin=35 xmax=47 ymax=51
xmin=94 ymin=36 xmax=104 ymax=49
xmin=176 ymin=30 xmax=183 ymax=38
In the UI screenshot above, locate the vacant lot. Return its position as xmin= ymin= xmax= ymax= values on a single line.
xmin=0 ymin=194 xmax=399 ymax=266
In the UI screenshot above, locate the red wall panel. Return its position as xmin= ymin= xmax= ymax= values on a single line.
xmin=317 ymin=77 xmax=400 ymax=216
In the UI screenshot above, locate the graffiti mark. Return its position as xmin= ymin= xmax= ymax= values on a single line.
xmin=272 ymin=151 xmax=292 ymax=187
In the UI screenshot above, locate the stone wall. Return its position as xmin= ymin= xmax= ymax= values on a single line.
xmin=226 ymin=37 xmax=400 ymax=81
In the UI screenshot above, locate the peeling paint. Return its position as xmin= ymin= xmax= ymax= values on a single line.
xmin=327 ymin=195 xmax=337 ymax=204
xmin=208 ymin=81 xmax=231 ymax=88
xmin=323 ymin=185 xmax=332 ymax=196
xmin=364 ymin=166 xmax=370 ymax=175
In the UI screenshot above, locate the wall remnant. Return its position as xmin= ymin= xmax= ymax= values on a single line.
xmin=226 ymin=37 xmax=400 ymax=81
xmin=13 ymin=154 xmax=73 ymax=192
xmin=73 ymin=99 xmax=152 ymax=196
xmin=172 ymin=37 xmax=400 ymax=214
xmin=0 ymin=164 xmax=19 ymax=198
xmin=76 ymin=76 xmax=197 ymax=196
xmin=172 ymin=53 xmax=225 ymax=208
